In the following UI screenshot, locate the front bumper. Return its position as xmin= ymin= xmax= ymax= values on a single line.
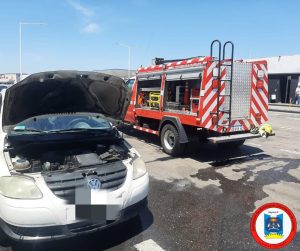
xmin=0 ymin=197 xmax=147 ymax=242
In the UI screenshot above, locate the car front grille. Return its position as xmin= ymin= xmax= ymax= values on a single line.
xmin=8 ymin=224 xmax=65 ymax=237
xmin=43 ymin=161 xmax=127 ymax=202
xmin=7 ymin=220 xmax=116 ymax=237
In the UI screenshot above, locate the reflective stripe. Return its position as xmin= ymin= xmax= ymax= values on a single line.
xmin=133 ymin=126 xmax=159 ymax=135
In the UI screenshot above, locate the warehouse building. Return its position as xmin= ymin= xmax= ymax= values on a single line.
xmin=250 ymin=55 xmax=300 ymax=104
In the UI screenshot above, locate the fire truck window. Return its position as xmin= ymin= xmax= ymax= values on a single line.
xmin=126 ymin=78 xmax=135 ymax=89
xmin=164 ymin=78 xmax=201 ymax=114
xmin=136 ymin=78 xmax=162 ymax=110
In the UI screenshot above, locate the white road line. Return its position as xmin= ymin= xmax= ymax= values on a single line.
xmin=134 ymin=239 xmax=165 ymax=251
xmin=279 ymin=126 xmax=290 ymax=129
xmin=279 ymin=126 xmax=295 ymax=131
xmin=280 ymin=149 xmax=300 ymax=155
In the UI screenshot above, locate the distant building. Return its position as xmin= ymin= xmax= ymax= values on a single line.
xmin=94 ymin=69 xmax=135 ymax=80
xmin=0 ymin=73 xmax=29 ymax=85
xmin=0 ymin=73 xmax=20 ymax=85
xmin=249 ymin=55 xmax=300 ymax=104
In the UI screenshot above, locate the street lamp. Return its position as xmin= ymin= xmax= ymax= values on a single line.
xmin=118 ymin=43 xmax=131 ymax=79
xmin=19 ymin=22 xmax=47 ymax=80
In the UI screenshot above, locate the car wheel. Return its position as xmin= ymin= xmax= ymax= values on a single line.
xmin=0 ymin=228 xmax=9 ymax=247
xmin=160 ymin=124 xmax=185 ymax=156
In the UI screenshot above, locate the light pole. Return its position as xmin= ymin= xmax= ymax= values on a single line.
xmin=19 ymin=22 xmax=47 ymax=80
xmin=118 ymin=43 xmax=131 ymax=79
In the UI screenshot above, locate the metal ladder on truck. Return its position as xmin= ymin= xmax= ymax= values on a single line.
xmin=210 ymin=40 xmax=234 ymax=132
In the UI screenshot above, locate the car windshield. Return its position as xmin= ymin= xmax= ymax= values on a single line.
xmin=11 ymin=115 xmax=112 ymax=133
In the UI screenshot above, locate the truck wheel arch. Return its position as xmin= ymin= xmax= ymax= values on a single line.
xmin=158 ymin=116 xmax=189 ymax=144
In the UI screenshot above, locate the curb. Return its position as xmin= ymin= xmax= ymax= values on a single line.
xmin=269 ymin=108 xmax=300 ymax=114
xmin=269 ymin=103 xmax=299 ymax=108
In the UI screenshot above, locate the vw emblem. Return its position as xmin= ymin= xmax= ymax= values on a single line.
xmin=87 ymin=178 xmax=101 ymax=190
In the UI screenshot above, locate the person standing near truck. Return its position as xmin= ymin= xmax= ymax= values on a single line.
xmin=295 ymin=82 xmax=300 ymax=105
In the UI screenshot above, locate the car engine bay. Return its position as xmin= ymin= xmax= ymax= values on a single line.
xmin=7 ymin=139 xmax=130 ymax=173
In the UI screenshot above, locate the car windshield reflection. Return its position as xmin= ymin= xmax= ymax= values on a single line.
xmin=12 ymin=115 xmax=111 ymax=133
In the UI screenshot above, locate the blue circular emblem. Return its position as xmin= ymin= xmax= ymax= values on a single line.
xmin=87 ymin=178 xmax=101 ymax=190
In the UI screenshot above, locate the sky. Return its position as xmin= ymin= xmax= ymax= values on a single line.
xmin=0 ymin=0 xmax=299 ymax=74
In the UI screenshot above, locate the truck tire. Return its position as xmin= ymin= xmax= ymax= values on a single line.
xmin=160 ymin=124 xmax=185 ymax=156
xmin=217 ymin=139 xmax=245 ymax=149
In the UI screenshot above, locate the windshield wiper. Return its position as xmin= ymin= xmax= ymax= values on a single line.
xmin=13 ymin=128 xmax=44 ymax=133
xmin=47 ymin=128 xmax=111 ymax=134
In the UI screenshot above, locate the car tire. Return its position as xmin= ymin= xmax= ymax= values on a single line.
xmin=160 ymin=124 xmax=185 ymax=156
xmin=217 ymin=139 xmax=245 ymax=149
xmin=0 ymin=227 xmax=9 ymax=247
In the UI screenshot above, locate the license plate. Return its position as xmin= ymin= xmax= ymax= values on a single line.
xmin=232 ymin=125 xmax=243 ymax=132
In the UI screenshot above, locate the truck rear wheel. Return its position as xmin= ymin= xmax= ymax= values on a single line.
xmin=217 ymin=139 xmax=245 ymax=149
xmin=160 ymin=124 xmax=185 ymax=156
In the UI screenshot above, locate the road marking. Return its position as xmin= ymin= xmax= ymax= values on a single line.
xmin=280 ymin=126 xmax=291 ymax=129
xmin=279 ymin=126 xmax=295 ymax=131
xmin=135 ymin=239 xmax=165 ymax=251
xmin=280 ymin=149 xmax=300 ymax=155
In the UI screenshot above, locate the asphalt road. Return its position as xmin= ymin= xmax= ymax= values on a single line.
xmin=1 ymin=111 xmax=300 ymax=251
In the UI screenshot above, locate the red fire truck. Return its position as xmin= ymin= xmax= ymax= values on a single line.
xmin=124 ymin=41 xmax=270 ymax=156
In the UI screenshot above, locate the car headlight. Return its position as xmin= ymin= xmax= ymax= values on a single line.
xmin=0 ymin=176 xmax=43 ymax=199
xmin=132 ymin=157 xmax=147 ymax=180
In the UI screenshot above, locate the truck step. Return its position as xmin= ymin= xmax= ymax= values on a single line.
xmin=208 ymin=133 xmax=275 ymax=143
xmin=208 ymin=133 xmax=262 ymax=144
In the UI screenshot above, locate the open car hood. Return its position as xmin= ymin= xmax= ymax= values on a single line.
xmin=2 ymin=71 xmax=131 ymax=129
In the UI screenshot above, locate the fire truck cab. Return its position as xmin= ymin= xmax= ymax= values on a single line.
xmin=124 ymin=41 xmax=270 ymax=156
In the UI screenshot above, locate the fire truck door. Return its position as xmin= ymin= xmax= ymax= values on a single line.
xmin=124 ymin=78 xmax=137 ymax=123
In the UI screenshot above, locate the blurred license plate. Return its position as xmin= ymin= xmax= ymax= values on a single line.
xmin=232 ymin=125 xmax=243 ymax=131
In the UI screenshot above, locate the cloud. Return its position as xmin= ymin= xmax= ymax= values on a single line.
xmin=81 ymin=23 xmax=100 ymax=33
xmin=67 ymin=0 xmax=94 ymax=17
xmin=67 ymin=0 xmax=101 ymax=34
